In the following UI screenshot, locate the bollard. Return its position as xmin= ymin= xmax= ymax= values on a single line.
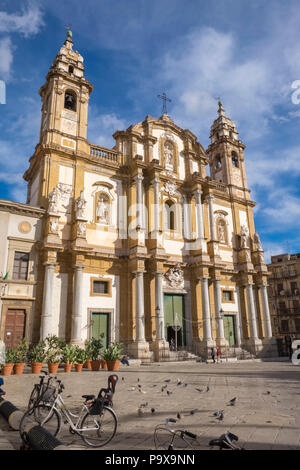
xmin=0 ymin=399 xmax=24 ymax=430
xmin=23 ymin=423 xmax=68 ymax=450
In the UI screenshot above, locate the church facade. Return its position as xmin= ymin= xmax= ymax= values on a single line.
xmin=1 ymin=33 xmax=276 ymax=360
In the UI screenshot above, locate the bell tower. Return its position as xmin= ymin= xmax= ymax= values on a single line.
xmin=38 ymin=29 xmax=93 ymax=148
xmin=207 ymin=102 xmax=248 ymax=192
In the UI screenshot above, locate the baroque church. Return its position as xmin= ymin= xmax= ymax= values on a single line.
xmin=0 ymin=32 xmax=277 ymax=360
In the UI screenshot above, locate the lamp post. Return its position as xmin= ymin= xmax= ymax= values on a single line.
xmin=155 ymin=305 xmax=162 ymax=341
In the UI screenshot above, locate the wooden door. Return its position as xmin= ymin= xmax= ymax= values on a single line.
xmin=4 ymin=309 xmax=26 ymax=348
xmin=92 ymin=313 xmax=109 ymax=349
xmin=224 ymin=315 xmax=236 ymax=347
xmin=164 ymin=294 xmax=186 ymax=347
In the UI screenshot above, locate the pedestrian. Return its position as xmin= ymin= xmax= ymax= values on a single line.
xmin=211 ymin=347 xmax=216 ymax=363
xmin=216 ymin=347 xmax=221 ymax=363
xmin=121 ymin=355 xmax=130 ymax=366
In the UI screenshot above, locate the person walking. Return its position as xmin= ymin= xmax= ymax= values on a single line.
xmin=216 ymin=347 xmax=221 ymax=363
xmin=211 ymin=347 xmax=216 ymax=363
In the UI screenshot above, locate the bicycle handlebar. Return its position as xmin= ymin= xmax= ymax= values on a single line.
xmin=184 ymin=430 xmax=197 ymax=439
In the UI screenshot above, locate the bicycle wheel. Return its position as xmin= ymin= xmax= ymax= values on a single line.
xmin=19 ymin=404 xmax=61 ymax=443
xmin=154 ymin=426 xmax=174 ymax=450
xmin=80 ymin=406 xmax=117 ymax=447
xmin=27 ymin=385 xmax=40 ymax=410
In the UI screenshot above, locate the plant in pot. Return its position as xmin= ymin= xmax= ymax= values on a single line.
xmin=74 ymin=346 xmax=86 ymax=372
xmin=13 ymin=339 xmax=30 ymax=375
xmin=84 ymin=339 xmax=93 ymax=369
xmin=62 ymin=345 xmax=77 ymax=372
xmin=28 ymin=341 xmax=46 ymax=374
xmin=1 ymin=348 xmax=15 ymax=376
xmin=89 ymin=337 xmax=104 ymax=371
xmin=45 ymin=335 xmax=65 ymax=373
xmin=101 ymin=342 xmax=123 ymax=371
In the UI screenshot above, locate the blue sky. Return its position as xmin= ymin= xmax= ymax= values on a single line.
xmin=0 ymin=0 xmax=300 ymax=261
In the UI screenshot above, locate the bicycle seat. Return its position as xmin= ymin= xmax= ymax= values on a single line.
xmin=209 ymin=432 xmax=239 ymax=450
xmin=107 ymin=374 xmax=118 ymax=393
xmin=82 ymin=394 xmax=95 ymax=400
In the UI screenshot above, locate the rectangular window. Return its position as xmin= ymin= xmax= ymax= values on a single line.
xmin=93 ymin=281 xmax=109 ymax=294
xmin=291 ymin=282 xmax=298 ymax=294
xmin=295 ymin=319 xmax=300 ymax=333
xmin=222 ymin=290 xmax=233 ymax=302
xmin=277 ymin=283 xmax=284 ymax=295
xmin=12 ymin=252 xmax=29 ymax=280
xmin=281 ymin=320 xmax=289 ymax=333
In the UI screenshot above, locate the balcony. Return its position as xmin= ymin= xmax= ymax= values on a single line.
xmin=277 ymin=307 xmax=300 ymax=316
xmin=89 ymin=145 xmax=120 ymax=164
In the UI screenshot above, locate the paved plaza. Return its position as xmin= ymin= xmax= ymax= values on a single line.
xmin=0 ymin=359 xmax=299 ymax=450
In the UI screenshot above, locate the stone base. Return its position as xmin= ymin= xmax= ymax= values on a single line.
xmin=127 ymin=340 xmax=151 ymax=362
xmin=216 ymin=337 xmax=229 ymax=350
xmin=151 ymin=339 xmax=170 ymax=362
xmin=243 ymin=338 xmax=263 ymax=356
xmin=193 ymin=338 xmax=216 ymax=360
xmin=259 ymin=338 xmax=278 ymax=358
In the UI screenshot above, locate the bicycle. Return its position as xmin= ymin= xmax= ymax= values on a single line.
xmin=20 ymin=375 xmax=118 ymax=448
xmin=27 ymin=371 xmax=57 ymax=410
xmin=154 ymin=418 xmax=197 ymax=450
xmin=209 ymin=431 xmax=242 ymax=450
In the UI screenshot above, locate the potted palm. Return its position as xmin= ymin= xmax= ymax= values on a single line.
xmin=13 ymin=339 xmax=29 ymax=375
xmin=28 ymin=341 xmax=46 ymax=374
xmin=74 ymin=346 xmax=86 ymax=372
xmin=1 ymin=348 xmax=15 ymax=376
xmin=101 ymin=342 xmax=123 ymax=371
xmin=89 ymin=337 xmax=104 ymax=371
xmin=84 ymin=339 xmax=93 ymax=369
xmin=62 ymin=345 xmax=77 ymax=372
xmin=45 ymin=335 xmax=65 ymax=373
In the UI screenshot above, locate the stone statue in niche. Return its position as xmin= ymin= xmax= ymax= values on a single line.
xmin=254 ymin=231 xmax=263 ymax=251
xmin=97 ymin=194 xmax=109 ymax=223
xmin=75 ymin=190 xmax=87 ymax=219
xmin=48 ymin=187 xmax=59 ymax=214
xmin=77 ymin=222 xmax=86 ymax=237
xmin=164 ymin=141 xmax=174 ymax=171
xmin=49 ymin=221 xmax=59 ymax=234
xmin=218 ymin=222 xmax=226 ymax=243
xmin=240 ymin=224 xmax=249 ymax=249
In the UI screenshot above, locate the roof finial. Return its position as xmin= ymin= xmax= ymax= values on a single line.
xmin=65 ymin=25 xmax=72 ymax=40
xmin=216 ymin=96 xmax=225 ymax=117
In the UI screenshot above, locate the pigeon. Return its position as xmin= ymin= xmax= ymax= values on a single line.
xmin=122 ymin=377 xmax=125 ymax=382
xmin=183 ymin=383 xmax=188 ymax=388
xmin=267 ymin=391 xmax=271 ymax=395
xmin=138 ymin=407 xmax=144 ymax=417
xmin=177 ymin=412 xmax=181 ymax=419
xmin=138 ymin=384 xmax=142 ymax=389
xmin=167 ymin=390 xmax=173 ymax=396
xmin=206 ymin=386 xmax=210 ymax=392
xmin=195 ymin=388 xmax=203 ymax=393
xmin=140 ymin=402 xmax=148 ymax=408
xmin=139 ymin=389 xmax=146 ymax=394
xmin=151 ymin=408 xmax=156 ymax=414
xmin=228 ymin=397 xmax=237 ymax=406
xmin=177 ymin=379 xmax=182 ymax=386
xmin=216 ymin=411 xmax=224 ymax=421
xmin=128 ymin=387 xmax=135 ymax=391
xmin=137 ymin=378 xmax=140 ymax=382
xmin=213 ymin=410 xmax=224 ymax=419
xmin=161 ymin=385 xmax=168 ymax=391
xmin=164 ymin=379 xmax=171 ymax=383
xmin=190 ymin=409 xmax=198 ymax=415
xmin=151 ymin=384 xmax=157 ymax=388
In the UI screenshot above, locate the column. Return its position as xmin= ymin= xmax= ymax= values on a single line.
xmin=153 ymin=178 xmax=160 ymax=232
xmin=207 ymin=194 xmax=217 ymax=241
xmin=195 ymin=189 xmax=205 ymax=240
xmin=201 ymin=277 xmax=212 ymax=340
xmin=260 ymin=285 xmax=273 ymax=338
xmin=246 ymin=284 xmax=259 ymax=339
xmin=214 ymin=279 xmax=225 ymax=341
xmin=71 ymin=266 xmax=84 ymax=344
xmin=136 ymin=174 xmax=143 ymax=229
xmin=41 ymin=263 xmax=55 ymax=339
xmin=182 ymin=195 xmax=190 ymax=239
xmin=136 ymin=271 xmax=145 ymax=342
xmin=235 ymin=286 xmax=242 ymax=347
xmin=155 ymin=272 xmax=165 ymax=340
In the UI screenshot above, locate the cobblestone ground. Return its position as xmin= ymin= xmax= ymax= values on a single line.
xmin=0 ymin=360 xmax=299 ymax=450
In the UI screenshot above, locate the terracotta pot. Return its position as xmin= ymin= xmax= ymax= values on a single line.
xmin=74 ymin=363 xmax=83 ymax=373
xmin=106 ymin=360 xmax=120 ymax=371
xmin=48 ymin=362 xmax=59 ymax=374
xmin=13 ymin=363 xmax=26 ymax=375
xmin=64 ymin=363 xmax=73 ymax=373
xmin=100 ymin=360 xmax=108 ymax=370
xmin=31 ymin=362 xmax=43 ymax=374
xmin=84 ymin=360 xmax=92 ymax=369
xmin=91 ymin=360 xmax=101 ymax=371
xmin=1 ymin=363 xmax=14 ymax=376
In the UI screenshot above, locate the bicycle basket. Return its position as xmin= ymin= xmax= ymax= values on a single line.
xmin=89 ymin=398 xmax=105 ymax=415
xmin=40 ymin=385 xmax=56 ymax=404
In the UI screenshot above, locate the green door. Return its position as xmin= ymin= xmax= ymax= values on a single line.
xmin=224 ymin=315 xmax=236 ymax=347
xmin=92 ymin=313 xmax=109 ymax=349
xmin=164 ymin=294 xmax=186 ymax=347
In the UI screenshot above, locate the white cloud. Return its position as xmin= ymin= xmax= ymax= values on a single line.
xmin=87 ymin=108 xmax=128 ymax=148
xmin=0 ymin=1 xmax=44 ymax=37
xmin=0 ymin=37 xmax=13 ymax=80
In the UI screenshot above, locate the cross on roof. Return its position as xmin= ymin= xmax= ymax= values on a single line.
xmin=157 ymin=92 xmax=172 ymax=115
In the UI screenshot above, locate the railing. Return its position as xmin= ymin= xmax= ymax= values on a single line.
xmin=270 ymin=270 xmax=298 ymax=279
xmin=90 ymin=145 xmax=119 ymax=164
xmin=277 ymin=308 xmax=300 ymax=315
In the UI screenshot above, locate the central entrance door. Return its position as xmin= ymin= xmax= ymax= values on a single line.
xmin=224 ymin=315 xmax=236 ymax=347
xmin=164 ymin=294 xmax=186 ymax=348
xmin=4 ymin=309 xmax=26 ymax=348
xmin=91 ymin=312 xmax=109 ymax=349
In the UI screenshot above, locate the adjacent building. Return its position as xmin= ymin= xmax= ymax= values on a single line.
xmin=0 ymin=32 xmax=276 ymax=360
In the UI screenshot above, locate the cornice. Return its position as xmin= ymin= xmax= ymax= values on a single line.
xmin=0 ymin=199 xmax=45 ymax=218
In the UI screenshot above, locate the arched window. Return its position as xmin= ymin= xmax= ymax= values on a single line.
xmin=232 ymin=151 xmax=239 ymax=167
xmin=96 ymin=193 xmax=110 ymax=224
xmin=215 ymin=154 xmax=222 ymax=169
xmin=68 ymin=65 xmax=74 ymax=74
xmin=64 ymin=90 xmax=76 ymax=111
xmin=165 ymin=200 xmax=176 ymax=230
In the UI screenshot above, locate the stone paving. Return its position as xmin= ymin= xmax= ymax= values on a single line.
xmin=0 ymin=359 xmax=300 ymax=450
